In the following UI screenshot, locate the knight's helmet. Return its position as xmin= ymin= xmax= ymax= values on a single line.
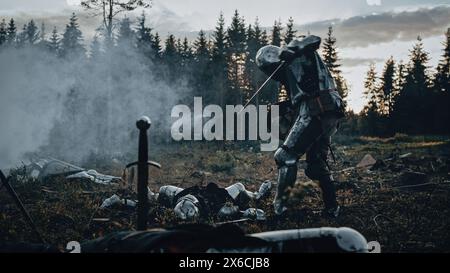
xmin=256 ymin=45 xmax=282 ymax=78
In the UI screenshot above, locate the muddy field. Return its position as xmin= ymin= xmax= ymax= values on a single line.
xmin=1 ymin=134 xmax=449 ymax=252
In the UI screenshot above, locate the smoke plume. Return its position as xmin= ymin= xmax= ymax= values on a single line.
xmin=0 ymin=43 xmax=190 ymax=168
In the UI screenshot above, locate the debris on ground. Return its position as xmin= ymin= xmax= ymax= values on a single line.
xmin=356 ymin=154 xmax=377 ymax=168
xmin=21 ymin=158 xmax=121 ymax=185
xmin=1 ymin=136 xmax=450 ymax=252
xmin=100 ymin=194 xmax=136 ymax=209
xmin=370 ymin=159 xmax=386 ymax=171
xmin=400 ymin=171 xmax=429 ymax=186
xmin=399 ymin=153 xmax=413 ymax=159
xmin=66 ymin=170 xmax=121 ymax=185
xmin=242 ymin=208 xmax=266 ymax=221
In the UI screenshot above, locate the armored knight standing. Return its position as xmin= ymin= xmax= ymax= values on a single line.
xmin=256 ymin=35 xmax=346 ymax=217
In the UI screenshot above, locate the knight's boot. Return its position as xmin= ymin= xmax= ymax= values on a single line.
xmin=273 ymin=165 xmax=297 ymax=215
xmin=273 ymin=146 xmax=299 ymax=216
xmin=319 ymin=177 xmax=340 ymax=218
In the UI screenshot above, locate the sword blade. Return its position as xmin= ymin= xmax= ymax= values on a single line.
xmin=240 ymin=61 xmax=285 ymax=113
xmin=0 ymin=170 xmax=46 ymax=244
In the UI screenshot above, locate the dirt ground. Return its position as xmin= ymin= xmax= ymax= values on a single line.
xmin=1 ymin=134 xmax=449 ymax=252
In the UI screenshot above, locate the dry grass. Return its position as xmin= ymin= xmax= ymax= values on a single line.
xmin=1 ymin=137 xmax=450 ymax=252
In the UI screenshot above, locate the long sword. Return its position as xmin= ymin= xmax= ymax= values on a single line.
xmin=239 ymin=61 xmax=285 ymax=113
xmin=0 ymin=170 xmax=46 ymax=243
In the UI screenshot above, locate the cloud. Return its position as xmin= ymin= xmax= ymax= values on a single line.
xmin=0 ymin=0 xmax=68 ymax=11
xmin=340 ymin=57 xmax=385 ymax=67
xmin=3 ymin=3 xmax=449 ymax=49
xmin=0 ymin=1 xmax=193 ymax=43
xmin=297 ymin=5 xmax=450 ymax=48
xmin=366 ymin=0 xmax=382 ymax=6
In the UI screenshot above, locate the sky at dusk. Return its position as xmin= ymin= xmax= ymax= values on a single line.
xmin=1 ymin=0 xmax=450 ymax=112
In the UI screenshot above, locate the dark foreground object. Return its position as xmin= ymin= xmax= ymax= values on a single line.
xmin=0 ymin=170 xmax=46 ymax=244
xmin=0 ymin=224 xmax=368 ymax=253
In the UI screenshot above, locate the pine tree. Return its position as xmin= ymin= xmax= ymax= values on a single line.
xmin=322 ymin=27 xmax=338 ymax=73
xmin=391 ymin=60 xmax=406 ymax=124
xmin=432 ymin=29 xmax=450 ymax=133
xmin=271 ymin=20 xmax=282 ymax=46
xmin=16 ymin=24 xmax=28 ymax=47
xmin=25 ymin=20 xmax=40 ymax=44
xmin=40 ymin=22 xmax=46 ymax=39
xmin=164 ymin=34 xmax=177 ymax=58
xmin=194 ymin=30 xmax=209 ymax=60
xmin=89 ymin=35 xmax=102 ymax=59
xmin=16 ymin=20 xmax=39 ymax=46
xmin=176 ymin=37 xmax=192 ymax=75
xmin=392 ymin=36 xmax=431 ymax=134
xmin=434 ymin=28 xmax=450 ymax=93
xmin=212 ymin=12 xmax=227 ymax=61
xmin=0 ymin=19 xmax=6 ymax=47
xmin=181 ymin=37 xmax=192 ymax=62
xmin=247 ymin=18 xmax=268 ymax=57
xmin=6 ymin=18 xmax=16 ymax=46
xmin=136 ymin=12 xmax=153 ymax=58
xmin=211 ymin=12 xmax=228 ymax=108
xmin=283 ymin=17 xmax=296 ymax=45
xmin=226 ymin=10 xmax=247 ymax=104
xmin=379 ymin=57 xmax=396 ymax=115
xmin=116 ymin=17 xmax=135 ymax=48
xmin=268 ymin=20 xmax=287 ymax=102
xmin=322 ymin=26 xmax=349 ymax=102
xmin=163 ymin=34 xmax=178 ymax=79
xmin=227 ymin=10 xmax=248 ymax=104
xmin=227 ymin=10 xmax=246 ymax=53
xmin=38 ymin=22 xmax=47 ymax=48
xmin=255 ymin=18 xmax=274 ymax=103
xmin=394 ymin=61 xmax=406 ymax=96
xmin=245 ymin=18 xmax=272 ymax=105
xmin=406 ymin=36 xmax=431 ymax=95
xmin=193 ymin=30 xmax=212 ymax=100
xmin=254 ymin=17 xmax=268 ymax=46
xmin=245 ymin=23 xmax=257 ymax=100
xmin=176 ymin=38 xmax=183 ymax=55
xmin=363 ymin=64 xmax=379 ymax=113
xmin=246 ymin=24 xmax=255 ymax=52
xmin=175 ymin=37 xmax=188 ymax=69
xmin=47 ymin=26 xmax=60 ymax=55
xmin=361 ymin=64 xmax=381 ymax=135
xmin=60 ymin=13 xmax=85 ymax=58
xmin=151 ymin=32 xmax=162 ymax=59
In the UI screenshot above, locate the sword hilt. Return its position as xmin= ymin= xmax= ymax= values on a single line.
xmin=133 ymin=116 xmax=160 ymax=231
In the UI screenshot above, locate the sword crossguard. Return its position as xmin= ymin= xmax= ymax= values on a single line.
xmin=126 ymin=161 xmax=161 ymax=169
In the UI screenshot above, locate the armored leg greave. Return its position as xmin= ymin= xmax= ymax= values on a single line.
xmin=272 ymin=114 xmax=323 ymax=215
xmin=305 ymin=115 xmax=340 ymax=212
xmin=318 ymin=176 xmax=338 ymax=210
xmin=273 ymin=165 xmax=298 ymax=215
xmin=274 ymin=111 xmax=341 ymax=215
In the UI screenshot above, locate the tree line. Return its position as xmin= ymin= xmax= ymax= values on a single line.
xmin=357 ymin=32 xmax=450 ymax=136
xmin=0 ymin=11 xmax=448 ymax=137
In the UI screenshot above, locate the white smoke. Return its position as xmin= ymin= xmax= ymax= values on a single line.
xmin=0 ymin=43 xmax=190 ymax=168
